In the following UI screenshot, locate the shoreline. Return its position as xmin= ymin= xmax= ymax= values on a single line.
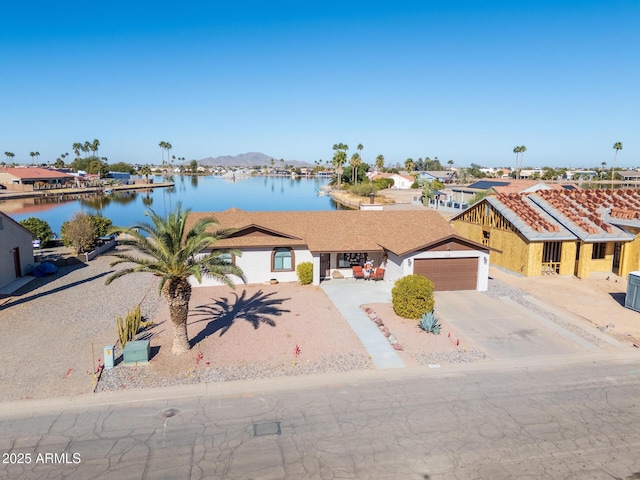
xmin=0 ymin=182 xmax=174 ymax=201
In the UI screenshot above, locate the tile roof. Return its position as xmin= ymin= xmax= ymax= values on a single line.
xmin=465 ymin=189 xmax=640 ymax=242
xmin=486 ymin=195 xmax=576 ymax=241
xmin=186 ymin=209 xmax=457 ymax=256
xmin=0 ymin=167 xmax=75 ymax=180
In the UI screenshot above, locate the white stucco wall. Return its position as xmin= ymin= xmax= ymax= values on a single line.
xmin=192 ymin=247 xmax=314 ymax=287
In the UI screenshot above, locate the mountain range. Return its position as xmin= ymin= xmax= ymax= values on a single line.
xmin=197 ymin=152 xmax=313 ymax=168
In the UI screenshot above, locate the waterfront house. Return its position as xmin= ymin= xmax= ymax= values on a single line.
xmin=0 ymin=167 xmax=76 ymax=192
xmin=451 ymin=189 xmax=640 ymax=278
xmin=187 ymin=209 xmax=490 ymax=291
xmin=0 ymin=211 xmax=35 ymax=290
xmin=368 ymin=172 xmax=415 ymax=189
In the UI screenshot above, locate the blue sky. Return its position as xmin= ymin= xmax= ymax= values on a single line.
xmin=1 ymin=0 xmax=638 ymax=168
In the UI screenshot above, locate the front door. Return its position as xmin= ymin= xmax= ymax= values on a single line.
xmin=320 ymin=254 xmax=330 ymax=280
xmin=613 ymin=242 xmax=622 ymax=275
xmin=13 ymin=248 xmax=21 ymax=278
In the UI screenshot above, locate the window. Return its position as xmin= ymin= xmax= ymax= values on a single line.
xmin=338 ymin=253 xmax=367 ymax=268
xmin=217 ymin=252 xmax=235 ymax=265
xmin=272 ymin=247 xmax=294 ymax=271
xmin=592 ymin=243 xmax=606 ymax=260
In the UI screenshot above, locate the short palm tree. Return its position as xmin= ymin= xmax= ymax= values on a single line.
xmin=140 ymin=164 xmax=152 ymax=183
xmin=105 ymin=203 xmax=244 ymax=354
xmin=375 ymin=154 xmax=385 ymax=171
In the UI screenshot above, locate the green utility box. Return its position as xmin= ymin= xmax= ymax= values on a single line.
xmin=123 ymin=340 xmax=150 ymax=364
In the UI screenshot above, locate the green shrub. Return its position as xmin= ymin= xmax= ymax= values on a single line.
xmin=19 ymin=217 xmax=54 ymax=246
xmin=350 ymin=182 xmax=377 ymax=197
xmin=296 ymin=262 xmax=313 ymax=285
xmin=418 ymin=310 xmax=440 ymax=334
xmin=373 ymin=177 xmax=394 ymax=190
xmin=391 ymin=274 xmax=435 ymax=319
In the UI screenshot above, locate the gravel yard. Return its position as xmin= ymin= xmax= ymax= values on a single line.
xmin=0 ymin=246 xmax=161 ymax=402
xmin=2 ymin=244 xmax=633 ymax=402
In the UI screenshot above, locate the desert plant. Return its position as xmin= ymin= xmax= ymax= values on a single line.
xmin=116 ymin=304 xmax=143 ymax=349
xmin=419 ymin=310 xmax=440 ymax=334
xmin=296 ymin=262 xmax=313 ymax=285
xmin=391 ymin=274 xmax=435 ymax=319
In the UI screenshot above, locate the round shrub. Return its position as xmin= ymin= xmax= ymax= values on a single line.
xmin=296 ymin=262 xmax=313 ymax=285
xmin=391 ymin=274 xmax=435 ymax=319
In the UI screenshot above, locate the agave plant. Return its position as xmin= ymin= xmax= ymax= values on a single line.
xmin=418 ymin=310 xmax=440 ymax=335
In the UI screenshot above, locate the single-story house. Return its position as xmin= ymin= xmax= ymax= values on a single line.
xmin=368 ymin=172 xmax=415 ymax=189
xmin=187 ymin=209 xmax=490 ymax=291
xmin=417 ymin=171 xmax=456 ymax=183
xmin=0 ymin=211 xmax=35 ymax=290
xmin=0 ymin=167 xmax=77 ymax=191
xmin=452 ymin=189 xmax=640 ymax=278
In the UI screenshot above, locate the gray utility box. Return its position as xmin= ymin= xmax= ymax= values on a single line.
xmin=123 ymin=340 xmax=150 ymax=364
xmin=625 ymin=271 xmax=640 ymax=313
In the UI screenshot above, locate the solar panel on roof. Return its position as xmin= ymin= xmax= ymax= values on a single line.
xmin=468 ymin=180 xmax=510 ymax=189
xmin=561 ymin=185 xmax=576 ymax=190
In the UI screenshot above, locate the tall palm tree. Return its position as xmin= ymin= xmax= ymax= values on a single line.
xmin=4 ymin=152 xmax=11 ymax=163
xmin=105 ymin=203 xmax=244 ymax=354
xmin=513 ymin=146 xmax=520 ymax=178
xmin=611 ymin=141 xmax=623 ymax=185
xmin=332 ymin=143 xmax=348 ymax=188
xmin=35 ymin=152 xmax=40 ymax=164
xmin=72 ymin=143 xmax=82 ymax=158
xmin=519 ymin=146 xmax=527 ymax=175
xmin=82 ymin=142 xmax=90 ymax=158
xmin=91 ymin=139 xmax=100 ymax=158
xmin=166 ymin=143 xmax=172 ymax=167
xmin=601 ymin=161 xmax=607 ymax=180
xmin=357 ymin=143 xmax=363 ymax=164
xmin=350 ymin=153 xmax=361 ymax=184
xmin=29 ymin=152 xmax=35 ymax=163
xmin=375 ymin=154 xmax=385 ymax=171
xmin=159 ymin=141 xmax=167 ymax=165
xmin=447 ymin=159 xmax=454 ymax=169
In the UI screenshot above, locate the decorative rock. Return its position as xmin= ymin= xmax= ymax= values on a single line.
xmin=368 ymin=313 xmax=377 ymax=319
xmin=389 ymin=334 xmax=396 ymax=343
xmin=374 ymin=318 xmax=384 ymax=326
xmin=382 ymin=327 xmax=390 ymax=334
xmin=332 ymin=270 xmax=344 ymax=279
xmin=383 ymin=331 xmax=391 ymax=338
xmin=393 ymin=343 xmax=404 ymax=351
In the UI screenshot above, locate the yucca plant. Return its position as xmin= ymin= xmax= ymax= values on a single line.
xmin=418 ymin=310 xmax=440 ymax=335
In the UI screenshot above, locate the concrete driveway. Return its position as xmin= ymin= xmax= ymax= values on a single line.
xmin=435 ymin=291 xmax=595 ymax=359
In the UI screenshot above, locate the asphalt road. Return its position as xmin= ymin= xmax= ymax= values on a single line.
xmin=1 ymin=354 xmax=639 ymax=480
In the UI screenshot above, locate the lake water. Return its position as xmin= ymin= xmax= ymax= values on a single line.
xmin=3 ymin=175 xmax=336 ymax=236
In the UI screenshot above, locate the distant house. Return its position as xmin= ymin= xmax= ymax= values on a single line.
xmin=187 ymin=209 xmax=490 ymax=291
xmin=0 ymin=167 xmax=76 ymax=192
xmin=452 ymin=189 xmax=640 ymax=278
xmin=368 ymin=172 xmax=415 ymax=189
xmin=0 ymin=211 xmax=35 ymax=290
xmin=417 ymin=171 xmax=456 ymax=183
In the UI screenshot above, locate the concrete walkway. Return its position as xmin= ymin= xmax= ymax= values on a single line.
xmin=321 ymin=278 xmax=405 ymax=369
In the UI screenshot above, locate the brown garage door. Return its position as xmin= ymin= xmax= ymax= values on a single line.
xmin=414 ymin=258 xmax=478 ymax=291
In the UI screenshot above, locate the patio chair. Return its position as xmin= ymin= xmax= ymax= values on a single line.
xmin=352 ymin=265 xmax=365 ymax=280
xmin=370 ymin=268 xmax=385 ymax=281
